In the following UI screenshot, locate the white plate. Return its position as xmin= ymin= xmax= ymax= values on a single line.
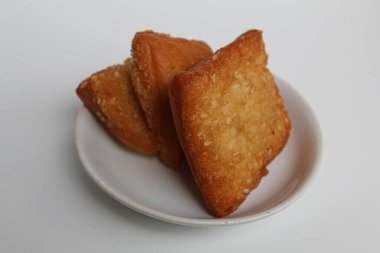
xmin=75 ymin=76 xmax=322 ymax=227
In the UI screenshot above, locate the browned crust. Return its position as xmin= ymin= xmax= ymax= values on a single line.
xmin=169 ymin=30 xmax=291 ymax=217
xmin=130 ymin=30 xmax=212 ymax=168
xmin=76 ymin=63 xmax=158 ymax=154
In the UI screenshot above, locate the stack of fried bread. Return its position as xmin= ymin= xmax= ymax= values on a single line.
xmin=76 ymin=30 xmax=290 ymax=217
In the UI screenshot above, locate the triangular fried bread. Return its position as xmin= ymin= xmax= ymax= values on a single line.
xmin=130 ymin=31 xmax=212 ymax=168
xmin=76 ymin=62 xmax=157 ymax=154
xmin=169 ymin=30 xmax=291 ymax=217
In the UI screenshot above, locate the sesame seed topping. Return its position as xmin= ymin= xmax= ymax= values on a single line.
xmin=234 ymin=71 xmax=241 ymax=79
xmin=211 ymin=74 xmax=217 ymax=83
xmin=204 ymin=141 xmax=211 ymax=146
xmin=79 ymin=81 xmax=88 ymax=89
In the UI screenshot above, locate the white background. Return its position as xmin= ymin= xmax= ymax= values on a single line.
xmin=1 ymin=0 xmax=379 ymax=252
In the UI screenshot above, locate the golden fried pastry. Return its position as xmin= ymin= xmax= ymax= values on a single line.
xmin=169 ymin=30 xmax=291 ymax=217
xmin=130 ymin=31 xmax=212 ymax=168
xmin=76 ymin=62 xmax=158 ymax=154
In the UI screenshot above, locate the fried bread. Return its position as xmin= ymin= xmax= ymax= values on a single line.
xmin=130 ymin=31 xmax=212 ymax=168
xmin=169 ymin=30 xmax=291 ymax=217
xmin=76 ymin=63 xmax=157 ymax=154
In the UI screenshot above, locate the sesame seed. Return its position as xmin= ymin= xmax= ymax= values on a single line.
xmin=211 ymin=74 xmax=216 ymax=83
xmin=204 ymin=141 xmax=211 ymax=146
xmin=234 ymin=71 xmax=241 ymax=79
xmin=79 ymin=81 xmax=88 ymax=89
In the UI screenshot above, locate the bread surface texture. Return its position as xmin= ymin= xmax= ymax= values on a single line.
xmin=76 ymin=63 xmax=157 ymax=154
xmin=131 ymin=31 xmax=212 ymax=168
xmin=169 ymin=30 xmax=291 ymax=217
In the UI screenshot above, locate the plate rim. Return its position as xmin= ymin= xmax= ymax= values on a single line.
xmin=75 ymin=76 xmax=323 ymax=227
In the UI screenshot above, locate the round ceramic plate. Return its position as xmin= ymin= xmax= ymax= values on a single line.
xmin=75 ymin=76 xmax=322 ymax=227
